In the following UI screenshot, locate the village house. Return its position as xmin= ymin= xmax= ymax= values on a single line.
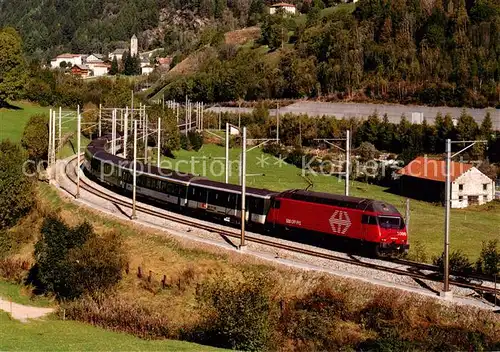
xmin=269 ymin=2 xmax=296 ymax=15
xmin=70 ymin=64 xmax=91 ymax=79
xmin=397 ymin=157 xmax=495 ymax=208
xmin=50 ymin=54 xmax=85 ymax=69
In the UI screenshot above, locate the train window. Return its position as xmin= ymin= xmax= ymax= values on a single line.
xmin=271 ymin=200 xmax=281 ymax=209
xmin=249 ymin=198 xmax=264 ymax=214
xmin=378 ymin=216 xmax=403 ymax=229
xmin=362 ymin=215 xmax=378 ymax=225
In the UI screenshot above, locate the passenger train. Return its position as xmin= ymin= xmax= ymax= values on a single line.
xmin=84 ymin=135 xmax=409 ymax=255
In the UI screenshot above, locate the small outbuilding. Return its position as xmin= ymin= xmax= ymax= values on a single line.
xmin=397 ymin=157 xmax=495 ymax=208
xmin=269 ymin=2 xmax=296 ymax=15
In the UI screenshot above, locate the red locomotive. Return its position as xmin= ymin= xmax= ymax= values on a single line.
xmin=266 ymin=190 xmax=409 ymax=255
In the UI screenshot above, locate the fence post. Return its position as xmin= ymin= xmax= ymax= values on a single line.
xmin=148 ymin=270 xmax=152 ymax=283
xmin=137 ymin=266 xmax=142 ymax=278
xmin=162 ymin=275 xmax=166 ymax=289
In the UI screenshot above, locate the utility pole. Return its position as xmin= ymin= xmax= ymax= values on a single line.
xmin=405 ymin=198 xmax=410 ymax=238
xmin=240 ymin=126 xmax=247 ymax=250
xmin=52 ymin=110 xmax=56 ymax=165
xmin=144 ymin=113 xmax=148 ymax=162
xmin=124 ymin=107 xmax=128 ymax=159
xmin=157 ymin=117 xmax=161 ymax=168
xmin=58 ymin=107 xmax=62 ymax=148
xmin=76 ymin=106 xmax=81 ymax=198
xmin=132 ymin=120 xmax=138 ymax=220
xmin=48 ymin=109 xmax=52 ymax=171
xmin=225 ymin=122 xmax=230 ymax=183
xmin=443 ymin=138 xmax=451 ymax=296
xmin=442 ymin=138 xmax=487 ymax=298
xmin=276 ymin=103 xmax=279 ymax=143
xmin=345 ymin=130 xmax=350 ymax=196
xmin=98 ymin=104 xmax=102 ymax=137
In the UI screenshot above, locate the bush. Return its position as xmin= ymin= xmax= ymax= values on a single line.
xmin=280 ymin=282 xmax=360 ymax=350
xmin=475 ymin=240 xmax=499 ymax=276
xmin=21 ymin=114 xmax=49 ymax=164
xmin=64 ymin=294 xmax=171 ymax=339
xmin=180 ymin=134 xmax=190 ymax=150
xmin=0 ymin=140 xmax=35 ymax=230
xmin=187 ymin=131 xmax=203 ymax=151
xmin=34 ymin=216 xmax=126 ymax=299
xmin=433 ymin=250 xmax=473 ymax=274
xmin=192 ymin=273 xmax=274 ymax=351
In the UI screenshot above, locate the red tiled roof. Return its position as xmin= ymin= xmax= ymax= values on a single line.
xmin=397 ymin=157 xmax=474 ymax=182
xmin=271 ymin=2 xmax=296 ymax=7
xmin=54 ymin=54 xmax=82 ymax=59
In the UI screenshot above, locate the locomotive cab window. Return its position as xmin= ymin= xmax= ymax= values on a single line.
xmin=271 ymin=200 xmax=281 ymax=209
xmin=378 ymin=216 xmax=404 ymax=229
xmin=362 ymin=215 xmax=378 ymax=225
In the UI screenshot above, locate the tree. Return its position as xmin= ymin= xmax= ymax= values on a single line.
xmin=21 ymin=114 xmax=49 ymax=164
xmin=0 ymin=27 xmax=27 ymax=106
xmin=109 ymin=56 xmax=119 ymax=75
xmin=456 ymin=110 xmax=478 ymax=141
xmin=356 ymin=142 xmax=379 ymax=162
xmin=34 ymin=216 xmax=126 ymax=299
xmin=0 ymin=140 xmax=34 ymax=229
xmin=480 ymin=112 xmax=493 ymax=140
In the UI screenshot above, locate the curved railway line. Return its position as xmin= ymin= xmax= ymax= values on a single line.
xmin=61 ymin=154 xmax=499 ymax=300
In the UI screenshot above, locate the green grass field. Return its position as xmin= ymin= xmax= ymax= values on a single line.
xmin=0 ymin=102 xmax=50 ymax=143
xmin=0 ymin=280 xmax=223 ymax=351
xmin=0 ymin=312 xmax=223 ymax=351
xmin=0 ymin=101 xmax=86 ymax=158
xmin=159 ymin=143 xmax=500 ymax=261
xmin=0 ymin=281 xmax=54 ymax=308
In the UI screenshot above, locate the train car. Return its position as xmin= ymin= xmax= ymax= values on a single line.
xmin=188 ymin=179 xmax=276 ymax=226
xmin=266 ymin=190 xmax=409 ymax=254
xmin=84 ymin=135 xmax=197 ymax=207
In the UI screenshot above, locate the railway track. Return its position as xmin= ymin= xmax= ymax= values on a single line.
xmin=61 ymin=155 xmax=500 ymax=298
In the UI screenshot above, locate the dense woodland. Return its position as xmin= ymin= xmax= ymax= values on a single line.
xmin=156 ymin=0 xmax=500 ymax=107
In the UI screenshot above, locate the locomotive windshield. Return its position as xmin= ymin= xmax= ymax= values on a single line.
xmin=378 ymin=216 xmax=405 ymax=229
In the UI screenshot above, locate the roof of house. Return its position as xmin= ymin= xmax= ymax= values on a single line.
xmin=111 ymin=48 xmax=127 ymax=55
xmin=270 ymin=2 xmax=296 ymax=7
xmin=52 ymin=53 xmax=82 ymax=60
xmin=157 ymin=57 xmax=172 ymax=65
xmin=397 ymin=157 xmax=474 ymax=183
xmin=72 ymin=64 xmax=90 ymax=71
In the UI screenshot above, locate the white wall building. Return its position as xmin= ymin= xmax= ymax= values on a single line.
xmin=131 ymin=34 xmax=138 ymax=57
xmin=269 ymin=2 xmax=296 ymax=15
xmin=50 ymin=54 xmax=84 ymax=68
xmin=450 ymin=167 xmax=494 ymax=208
xmin=398 ymin=157 xmax=495 ymax=208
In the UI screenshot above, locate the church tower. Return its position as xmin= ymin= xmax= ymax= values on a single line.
xmin=130 ymin=34 xmax=138 ymax=57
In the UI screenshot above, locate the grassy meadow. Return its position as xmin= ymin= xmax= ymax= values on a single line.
xmin=0 ymin=102 xmax=49 ymax=142
xmin=159 ymin=143 xmax=500 ymax=261
xmin=0 ymin=311 xmax=224 ymax=351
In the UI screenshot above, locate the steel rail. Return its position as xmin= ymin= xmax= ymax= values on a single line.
xmin=62 ymin=155 xmax=500 ymax=297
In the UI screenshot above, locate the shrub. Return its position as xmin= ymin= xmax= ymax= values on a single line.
xmin=407 ymin=240 xmax=428 ymax=263
xmin=34 ymin=216 xmax=126 ymax=299
xmin=280 ymin=282 xmax=361 ymax=350
xmin=192 ymin=273 xmax=274 ymax=351
xmin=0 ymin=140 xmax=35 ymax=230
xmin=476 ymin=240 xmax=499 ymax=276
xmin=433 ymin=250 xmax=473 ymax=274
xmin=187 ymin=131 xmax=203 ymax=151
xmin=64 ymin=294 xmax=171 ymax=339
xmin=21 ymin=114 xmax=49 ymax=164
xmin=180 ymin=134 xmax=190 ymax=150
xmin=0 ymin=258 xmax=27 ymax=283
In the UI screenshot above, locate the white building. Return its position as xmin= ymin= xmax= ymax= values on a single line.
xmin=269 ymin=2 xmax=296 ymax=15
xmin=50 ymin=54 xmax=84 ymax=69
xmin=141 ymin=65 xmax=154 ymax=75
xmin=398 ymin=157 xmax=495 ymax=208
xmin=109 ymin=48 xmax=127 ymax=62
xmin=131 ymin=34 xmax=138 ymax=57
xmin=88 ymin=63 xmax=110 ymax=77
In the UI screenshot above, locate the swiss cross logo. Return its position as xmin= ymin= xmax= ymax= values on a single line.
xmin=329 ymin=210 xmax=351 ymax=234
